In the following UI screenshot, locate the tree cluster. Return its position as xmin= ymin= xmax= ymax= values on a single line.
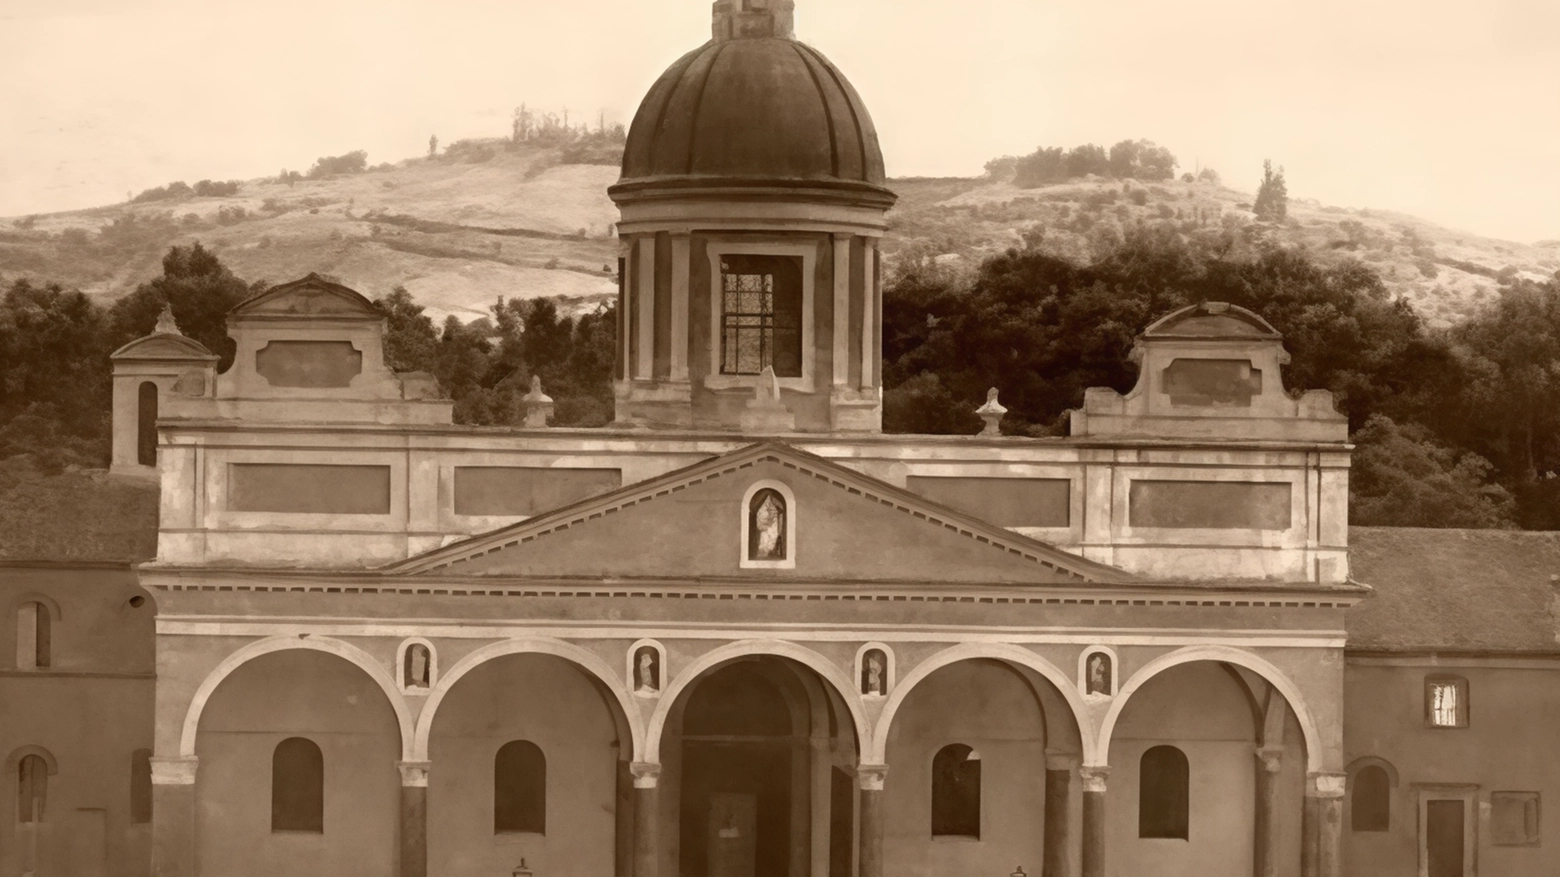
xmin=881 ymin=219 xmax=1560 ymax=528
xmin=988 ymin=140 xmax=1179 ymax=188
xmin=306 ymin=150 xmax=369 ymax=179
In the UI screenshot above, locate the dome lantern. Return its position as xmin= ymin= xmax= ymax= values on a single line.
xmin=610 ymin=1 xmax=896 ymax=434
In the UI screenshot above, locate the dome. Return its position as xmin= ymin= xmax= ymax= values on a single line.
xmin=611 ymin=0 xmax=893 ymax=207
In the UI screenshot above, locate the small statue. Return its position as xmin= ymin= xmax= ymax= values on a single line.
xmin=976 ymin=387 xmax=1007 ymax=437
xmin=635 ymin=647 xmax=659 ymax=694
xmin=154 ymin=304 xmax=181 ymax=335
xmin=863 ymin=650 xmax=885 ymax=696
xmin=521 ymin=375 xmax=554 ymax=428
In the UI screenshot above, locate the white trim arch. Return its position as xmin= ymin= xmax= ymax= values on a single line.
xmin=740 ymin=480 xmax=798 ymax=570
xmin=869 ymin=642 xmax=1094 ymax=766
xmin=646 ymin=639 xmax=868 ymax=763
xmin=412 ymin=637 xmax=642 ymax=762
xmin=179 ymin=635 xmax=414 ymax=761
xmin=1097 ymin=645 xmax=1324 ymax=773
xmin=396 ymin=636 xmax=438 ymax=694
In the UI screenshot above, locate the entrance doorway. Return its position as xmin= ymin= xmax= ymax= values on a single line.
xmin=1417 ymin=788 xmax=1476 ymax=877
xmin=668 ymin=657 xmax=858 ymax=877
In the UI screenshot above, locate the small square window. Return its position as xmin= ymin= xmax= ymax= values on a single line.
xmin=1424 ymin=676 xmax=1468 ymax=728
xmin=1491 ymin=792 xmax=1540 ymax=846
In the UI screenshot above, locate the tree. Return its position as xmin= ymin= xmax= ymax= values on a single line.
xmin=0 ymin=280 xmax=113 ymax=469
xmin=1350 ymin=415 xmax=1516 ymax=528
xmin=1253 ymin=160 xmax=1288 ymax=221
xmin=428 ymin=135 xmax=439 ymax=158
xmin=107 ymin=242 xmax=257 ymax=371
xmin=376 ymin=287 xmax=438 ymax=373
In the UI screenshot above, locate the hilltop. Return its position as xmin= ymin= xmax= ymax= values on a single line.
xmin=2 ymin=145 xmax=1556 ymax=327
xmin=884 ymin=175 xmax=1560 ymax=327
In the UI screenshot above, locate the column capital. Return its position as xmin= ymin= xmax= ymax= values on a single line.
xmin=1306 ymin=771 xmax=1347 ymax=798
xmin=856 ymin=763 xmax=889 ymax=791
xmin=631 ymin=761 xmax=662 ymax=788
xmin=1255 ymin=747 xmax=1285 ymax=774
xmin=150 ymin=755 xmax=198 ymax=786
xmin=1079 ymin=765 xmax=1111 ymax=794
xmin=398 ymin=760 xmax=431 ymax=787
xmin=832 ymin=232 xmax=855 ymax=242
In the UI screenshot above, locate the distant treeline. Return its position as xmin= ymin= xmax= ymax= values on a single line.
xmin=131 ymin=179 xmax=243 ymax=203
xmin=986 ymin=140 xmax=1190 ymax=188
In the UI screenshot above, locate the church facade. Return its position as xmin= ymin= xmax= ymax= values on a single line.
xmin=1 ymin=3 xmax=1552 ymax=877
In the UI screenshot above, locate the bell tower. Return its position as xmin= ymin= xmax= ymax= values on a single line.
xmin=609 ymin=0 xmax=896 ymax=433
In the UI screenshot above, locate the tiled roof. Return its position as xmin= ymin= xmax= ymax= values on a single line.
xmin=1348 ymin=527 xmax=1560 ymax=654
xmin=0 ymin=469 xmax=159 ymax=564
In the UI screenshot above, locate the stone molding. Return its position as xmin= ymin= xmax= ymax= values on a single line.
xmin=631 ymin=762 xmax=662 ymax=789
xmin=397 ymin=760 xmax=431 ymax=787
xmin=856 ymin=764 xmax=888 ymax=791
xmin=150 ymin=756 xmax=199 ymax=786
xmin=1079 ymin=766 xmax=1111 ymax=794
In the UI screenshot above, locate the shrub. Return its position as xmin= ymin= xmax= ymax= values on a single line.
xmin=307 ymin=150 xmax=368 ymax=179
xmin=192 ymin=179 xmax=241 ymax=197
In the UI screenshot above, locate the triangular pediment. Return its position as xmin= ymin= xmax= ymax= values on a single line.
xmin=230 ymin=273 xmax=380 ymax=320
xmin=391 ymin=443 xmax=1131 ymax=586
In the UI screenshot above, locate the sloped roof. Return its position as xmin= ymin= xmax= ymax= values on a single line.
xmin=0 ymin=469 xmax=159 ymax=563
xmin=1347 ymin=527 xmax=1560 ymax=654
xmin=109 ymin=331 xmax=217 ymax=362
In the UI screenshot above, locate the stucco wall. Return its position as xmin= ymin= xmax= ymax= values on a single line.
xmin=1108 ymin=662 xmax=1304 ymax=877
xmin=0 ymin=567 xmax=154 ymax=877
xmin=428 ymin=653 xmax=621 ymax=877
xmin=883 ymin=660 xmax=1049 ymax=877
xmin=195 ymin=650 xmax=400 ymax=877
xmin=1344 ymin=661 xmax=1560 ymax=877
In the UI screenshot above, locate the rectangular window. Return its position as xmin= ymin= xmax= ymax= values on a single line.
xmin=720 ymin=255 xmax=803 ymax=377
xmin=1425 ymin=677 xmax=1469 ymax=729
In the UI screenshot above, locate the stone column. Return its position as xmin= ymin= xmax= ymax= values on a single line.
xmin=635 ymin=236 xmax=657 ymax=380
xmin=1253 ymin=748 xmax=1283 ymax=877
xmin=669 ymin=232 xmax=691 ymax=382
xmin=1043 ymin=753 xmax=1078 ymax=877
xmin=832 ymin=233 xmax=852 ymax=387
xmin=150 ymin=756 xmax=198 ymax=877
xmin=397 ymin=761 xmax=430 ymax=877
xmin=857 ymin=764 xmax=888 ymax=877
xmin=1305 ymin=772 xmax=1346 ymax=877
xmin=809 ymin=738 xmax=832 ymax=877
xmin=631 ymin=762 xmax=662 ymax=877
xmin=1079 ymin=766 xmax=1109 ymax=877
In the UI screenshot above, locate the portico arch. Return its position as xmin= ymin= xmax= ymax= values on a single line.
xmin=412 ymin=637 xmax=642 ymax=761
xmin=179 ymin=635 xmax=413 ymax=761
xmin=1098 ymin=645 xmax=1323 ymax=773
xmin=870 ymin=641 xmax=1092 ymax=765
xmin=647 ymin=639 xmax=868 ymax=763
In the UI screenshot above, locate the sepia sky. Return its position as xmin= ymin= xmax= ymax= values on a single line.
xmin=2 ymin=0 xmax=1557 ymax=242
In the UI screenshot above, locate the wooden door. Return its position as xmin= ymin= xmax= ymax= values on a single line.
xmin=1426 ymin=799 xmax=1465 ymax=877
xmin=708 ymin=792 xmax=759 ymax=877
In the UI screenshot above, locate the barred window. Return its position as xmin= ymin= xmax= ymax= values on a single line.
xmin=720 ymin=255 xmax=803 ymax=377
xmin=1426 ymin=676 xmax=1468 ymax=728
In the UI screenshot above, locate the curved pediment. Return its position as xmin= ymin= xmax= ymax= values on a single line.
xmin=109 ymin=332 xmax=217 ymax=362
xmin=1141 ymin=302 xmax=1281 ymax=340
xmin=229 ymin=273 xmax=380 ymax=321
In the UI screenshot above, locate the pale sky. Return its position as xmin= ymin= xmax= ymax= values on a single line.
xmin=2 ymin=0 xmax=1557 ymax=242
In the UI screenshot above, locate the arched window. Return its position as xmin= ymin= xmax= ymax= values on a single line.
xmin=271 ymin=737 xmax=324 ymax=833
xmin=137 ymin=381 xmax=159 ymax=466
xmin=1351 ymin=764 xmax=1390 ymax=831
xmin=494 ymin=741 xmax=545 ymax=834
xmin=130 ymin=748 xmax=153 ymax=825
xmin=1139 ymin=745 xmax=1190 ymax=839
xmin=748 ymin=488 xmax=787 ymax=562
xmin=17 ymin=754 xmax=48 ymax=823
xmin=16 ymin=601 xmax=50 ymax=670
xmin=931 ymin=744 xmax=981 ymax=837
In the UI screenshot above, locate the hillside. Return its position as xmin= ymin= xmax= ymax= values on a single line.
xmin=3 ymin=148 xmax=1557 ymax=327
xmin=884 ymin=175 xmax=1560 ymax=327
xmin=0 ymin=142 xmax=622 ymax=323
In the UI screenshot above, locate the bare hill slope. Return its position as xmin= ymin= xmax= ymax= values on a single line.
xmin=3 ymin=149 xmax=1556 ymax=328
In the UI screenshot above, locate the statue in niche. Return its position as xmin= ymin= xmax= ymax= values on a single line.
xmin=405 ymin=643 xmax=431 ymax=689
xmin=634 ymin=647 xmax=660 ymax=694
xmin=749 ymin=489 xmax=787 ymax=561
xmin=862 ymin=649 xmax=887 ymax=696
xmin=1086 ymin=652 xmax=1111 ymax=696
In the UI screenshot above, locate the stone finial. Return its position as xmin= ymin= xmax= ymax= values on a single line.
xmin=521 ymin=375 xmax=554 ymax=428
xmin=154 ymin=304 xmax=181 ymax=335
xmin=976 ymin=387 xmax=1007 ymax=437
xmin=713 ymin=0 xmax=796 ymax=41
xmin=740 ymin=366 xmax=796 ymax=432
